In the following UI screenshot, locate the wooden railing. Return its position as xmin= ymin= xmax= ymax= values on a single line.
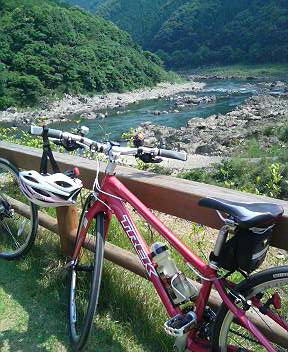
xmin=1 ymin=141 xmax=287 ymax=251
xmin=1 ymin=141 xmax=288 ymax=343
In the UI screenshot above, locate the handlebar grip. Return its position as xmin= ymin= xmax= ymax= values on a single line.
xmin=30 ymin=125 xmax=43 ymax=136
xmin=30 ymin=126 xmax=62 ymax=139
xmin=47 ymin=128 xmax=63 ymax=139
xmin=158 ymin=149 xmax=187 ymax=161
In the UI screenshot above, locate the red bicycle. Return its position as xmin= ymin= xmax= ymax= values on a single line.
xmin=30 ymin=126 xmax=288 ymax=352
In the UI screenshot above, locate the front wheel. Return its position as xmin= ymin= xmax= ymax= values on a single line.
xmin=68 ymin=202 xmax=105 ymax=351
xmin=212 ymin=266 xmax=288 ymax=351
xmin=0 ymin=158 xmax=38 ymax=259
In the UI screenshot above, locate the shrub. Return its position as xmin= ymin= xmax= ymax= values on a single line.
xmin=279 ymin=125 xmax=288 ymax=143
xmin=179 ymin=158 xmax=288 ymax=200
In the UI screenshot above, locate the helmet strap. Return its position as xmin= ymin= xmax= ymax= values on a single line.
xmin=40 ymin=126 xmax=60 ymax=174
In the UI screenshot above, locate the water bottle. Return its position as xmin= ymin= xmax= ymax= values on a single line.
xmin=151 ymin=242 xmax=198 ymax=305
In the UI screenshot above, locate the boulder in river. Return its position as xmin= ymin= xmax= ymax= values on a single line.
xmin=137 ymin=94 xmax=288 ymax=157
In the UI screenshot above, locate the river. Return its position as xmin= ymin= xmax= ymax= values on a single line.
xmin=50 ymin=79 xmax=264 ymax=141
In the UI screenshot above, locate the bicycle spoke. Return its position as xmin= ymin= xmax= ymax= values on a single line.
xmin=250 ymin=305 xmax=274 ymax=334
xmin=17 ymin=219 xmax=28 ymax=237
xmin=0 ymin=159 xmax=37 ymax=259
xmin=1 ymin=219 xmax=21 ymax=249
xmin=214 ymin=269 xmax=288 ymax=352
xmin=229 ymin=328 xmax=258 ymax=344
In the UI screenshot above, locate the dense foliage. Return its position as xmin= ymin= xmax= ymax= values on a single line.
xmin=68 ymin=0 xmax=288 ymax=68
xmin=178 ymin=132 xmax=288 ymax=201
xmin=179 ymin=158 xmax=288 ymax=200
xmin=0 ymin=0 xmax=167 ymax=109
xmin=61 ymin=0 xmax=103 ymax=12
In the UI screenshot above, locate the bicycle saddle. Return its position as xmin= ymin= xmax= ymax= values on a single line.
xmin=199 ymin=197 xmax=284 ymax=228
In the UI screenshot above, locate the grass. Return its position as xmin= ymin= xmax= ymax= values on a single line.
xmin=0 ymin=211 xmax=200 ymax=352
xmin=0 ymin=227 xmax=172 ymax=352
xmin=0 ymin=233 xmax=68 ymax=352
xmin=0 ymin=201 xmax=287 ymax=351
xmin=190 ymin=63 xmax=288 ymax=79
xmin=239 ymin=138 xmax=287 ymax=159
xmin=0 ymin=197 xmax=218 ymax=352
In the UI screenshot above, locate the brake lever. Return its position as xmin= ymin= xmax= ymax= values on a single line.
xmin=53 ymin=139 xmax=83 ymax=151
xmin=53 ymin=140 xmax=62 ymax=147
xmin=136 ymin=153 xmax=162 ymax=164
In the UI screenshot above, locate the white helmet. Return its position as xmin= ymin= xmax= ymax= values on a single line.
xmin=19 ymin=170 xmax=83 ymax=208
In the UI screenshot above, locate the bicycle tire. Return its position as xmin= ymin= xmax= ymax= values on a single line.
xmin=68 ymin=196 xmax=105 ymax=351
xmin=0 ymin=158 xmax=38 ymax=259
xmin=212 ymin=266 xmax=288 ymax=351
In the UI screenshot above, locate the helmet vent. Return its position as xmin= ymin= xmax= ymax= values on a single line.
xmin=25 ymin=176 xmax=39 ymax=183
xmin=72 ymin=189 xmax=81 ymax=202
xmin=51 ymin=192 xmax=70 ymax=200
xmin=31 ymin=187 xmax=50 ymax=197
xmin=55 ymin=181 xmax=72 ymax=188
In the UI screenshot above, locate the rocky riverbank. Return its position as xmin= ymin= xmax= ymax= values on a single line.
xmin=0 ymin=81 xmax=204 ymax=125
xmin=138 ymin=94 xmax=288 ymax=156
xmin=186 ymin=64 xmax=288 ymax=82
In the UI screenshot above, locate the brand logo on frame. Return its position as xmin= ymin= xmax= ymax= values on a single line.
xmin=83 ymin=217 xmax=88 ymax=229
xmin=121 ymin=215 xmax=158 ymax=278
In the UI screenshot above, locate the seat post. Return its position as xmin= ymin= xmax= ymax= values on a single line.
xmin=209 ymin=221 xmax=235 ymax=270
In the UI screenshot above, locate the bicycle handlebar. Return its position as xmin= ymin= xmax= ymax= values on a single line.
xmin=158 ymin=148 xmax=187 ymax=161
xmin=30 ymin=126 xmax=187 ymax=162
xmin=31 ymin=125 xmax=63 ymax=139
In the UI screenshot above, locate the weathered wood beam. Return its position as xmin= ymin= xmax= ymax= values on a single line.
xmin=1 ymin=141 xmax=287 ymax=250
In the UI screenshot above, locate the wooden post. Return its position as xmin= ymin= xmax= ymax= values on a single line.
xmin=56 ymin=205 xmax=78 ymax=257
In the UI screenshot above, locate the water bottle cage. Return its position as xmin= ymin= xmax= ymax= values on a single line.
xmin=170 ymin=273 xmax=198 ymax=304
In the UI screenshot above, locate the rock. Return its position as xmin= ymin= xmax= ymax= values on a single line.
xmin=195 ymin=144 xmax=217 ymax=154
xmin=271 ymin=81 xmax=286 ymax=89
xmin=153 ymin=111 xmax=161 ymax=116
xmin=6 ymin=107 xmax=17 ymax=113
xmin=196 ymin=124 xmax=206 ymax=130
xmin=78 ymin=96 xmax=88 ymax=103
xmin=136 ymin=94 xmax=288 ymax=157
xmin=174 ymin=94 xmax=216 ymax=107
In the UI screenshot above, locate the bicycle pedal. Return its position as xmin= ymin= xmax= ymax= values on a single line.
xmin=164 ymin=312 xmax=196 ymax=337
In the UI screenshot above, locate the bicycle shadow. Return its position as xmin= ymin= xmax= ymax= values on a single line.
xmin=0 ymin=239 xmax=124 ymax=352
xmin=93 ymin=263 xmax=173 ymax=352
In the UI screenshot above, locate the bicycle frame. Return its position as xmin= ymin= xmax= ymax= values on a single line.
xmin=72 ymin=174 xmax=276 ymax=352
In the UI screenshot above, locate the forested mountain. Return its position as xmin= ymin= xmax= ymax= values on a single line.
xmin=96 ymin=0 xmax=186 ymax=47
xmin=62 ymin=0 xmax=103 ymax=12
xmin=66 ymin=0 xmax=288 ymax=68
xmin=0 ymin=0 xmax=167 ymax=109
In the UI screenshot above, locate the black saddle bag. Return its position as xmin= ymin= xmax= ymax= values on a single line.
xmin=218 ymin=226 xmax=274 ymax=273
